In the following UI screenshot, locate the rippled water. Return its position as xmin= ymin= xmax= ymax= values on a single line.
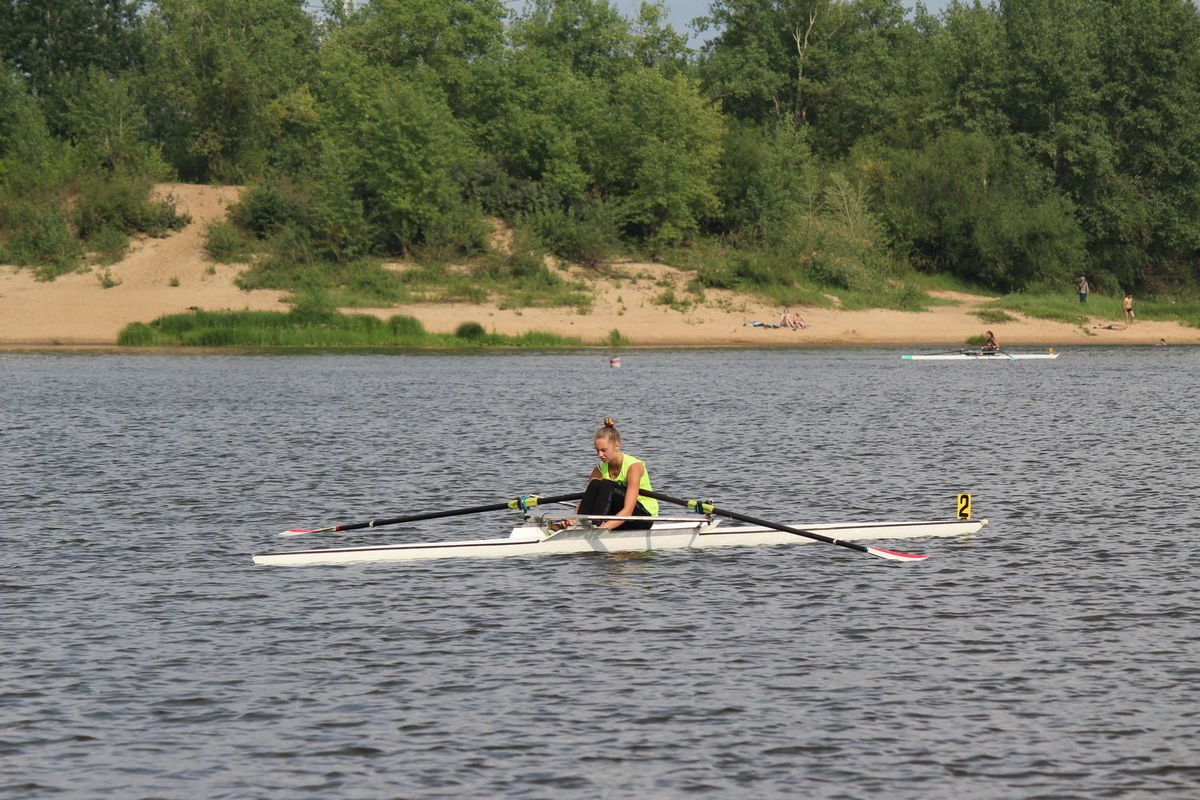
xmin=2 ymin=348 xmax=1198 ymax=798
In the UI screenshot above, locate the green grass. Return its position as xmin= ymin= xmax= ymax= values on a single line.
xmin=968 ymin=287 xmax=1200 ymax=329
xmin=979 ymin=292 xmax=1098 ymax=326
xmin=667 ymin=238 xmax=936 ymax=312
xmin=971 ymin=308 xmax=1018 ymax=324
xmin=235 ymin=252 xmax=592 ymax=311
xmin=117 ymin=308 xmax=585 ymax=348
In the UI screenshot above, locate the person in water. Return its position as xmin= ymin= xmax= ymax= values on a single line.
xmin=983 ymin=330 xmax=999 ymax=352
xmin=558 ymin=418 xmax=658 ymax=531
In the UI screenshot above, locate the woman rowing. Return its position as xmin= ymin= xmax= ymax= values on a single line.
xmin=983 ymin=330 xmax=999 ymax=353
xmin=557 ymin=417 xmax=658 ymax=531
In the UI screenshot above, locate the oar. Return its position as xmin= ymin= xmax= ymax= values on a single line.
xmin=642 ymin=490 xmax=928 ymax=562
xmin=280 ymin=492 xmax=585 ymax=537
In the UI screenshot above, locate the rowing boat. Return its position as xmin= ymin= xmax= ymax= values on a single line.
xmin=902 ymin=349 xmax=1059 ymax=361
xmin=252 ymin=516 xmax=987 ymax=567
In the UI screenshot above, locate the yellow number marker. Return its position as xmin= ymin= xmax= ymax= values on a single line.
xmin=956 ymin=493 xmax=973 ymax=520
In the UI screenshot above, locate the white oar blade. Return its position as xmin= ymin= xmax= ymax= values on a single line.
xmin=866 ymin=546 xmax=928 ymax=562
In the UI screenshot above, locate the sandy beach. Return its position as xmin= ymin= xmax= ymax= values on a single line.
xmin=2 ymin=183 xmax=1196 ymax=349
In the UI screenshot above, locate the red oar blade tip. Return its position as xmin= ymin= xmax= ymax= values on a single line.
xmin=866 ymin=546 xmax=928 ymax=562
xmin=280 ymin=528 xmax=317 ymax=537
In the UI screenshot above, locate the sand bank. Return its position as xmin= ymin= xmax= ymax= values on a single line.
xmin=2 ymin=184 xmax=1195 ymax=349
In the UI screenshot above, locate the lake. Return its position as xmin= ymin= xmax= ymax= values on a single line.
xmin=2 ymin=347 xmax=1197 ymax=798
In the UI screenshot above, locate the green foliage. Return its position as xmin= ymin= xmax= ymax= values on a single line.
xmin=90 ymin=226 xmax=130 ymax=264
xmin=0 ymin=204 xmax=85 ymax=279
xmin=72 ymin=175 xmax=190 ymax=240
xmin=230 ymin=184 xmax=310 ymax=240
xmin=520 ymin=201 xmax=620 ymax=268
xmin=512 ymin=0 xmax=636 ymax=80
xmin=314 ymin=45 xmax=482 ymax=254
xmin=972 ymin=308 xmax=1017 ymax=324
xmin=455 ymin=321 xmax=486 ymax=340
xmin=63 ymin=70 xmax=167 ymax=175
xmin=10 ymin=0 xmax=1200 ymax=312
xmin=116 ymin=307 xmax=584 ymax=348
xmin=601 ymin=66 xmax=724 ymax=247
xmin=606 ymin=329 xmax=630 ymax=347
xmin=204 ymin=221 xmax=253 ymax=263
xmin=0 ymin=71 xmax=70 ymax=194
xmin=330 ymin=0 xmax=507 ymax=113
xmin=119 ymin=322 xmax=156 ymax=346
xmin=0 ymin=1 xmax=142 ymax=128
xmin=472 ymin=49 xmax=606 ymax=205
xmin=875 ymin=131 xmax=1085 ymax=291
xmin=715 ymin=120 xmax=817 ymax=240
xmin=140 ymin=0 xmax=319 ymax=182
xmin=96 ymin=267 xmax=121 ymax=288
xmin=980 ymin=292 xmax=1094 ymax=326
xmin=473 ymin=234 xmax=590 ymax=308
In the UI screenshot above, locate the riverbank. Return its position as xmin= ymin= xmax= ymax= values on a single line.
xmin=3 ymin=183 xmax=1197 ymax=349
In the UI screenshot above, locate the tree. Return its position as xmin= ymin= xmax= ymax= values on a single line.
xmin=0 ymin=0 xmax=143 ymax=131
xmin=473 ymin=48 xmax=608 ymax=204
xmin=140 ymin=0 xmax=318 ymax=182
xmin=878 ymin=130 xmax=1085 ymax=290
xmin=512 ymin=0 xmax=636 ymax=81
xmin=328 ymin=0 xmax=507 ymax=116
xmin=314 ymin=44 xmax=481 ymax=254
xmin=698 ymin=0 xmax=914 ymax=157
xmin=1090 ymin=0 xmax=1200 ymax=288
xmin=713 ymin=119 xmax=817 ymax=239
xmin=599 ymin=66 xmax=724 ymax=245
xmin=62 ymin=68 xmax=165 ymax=175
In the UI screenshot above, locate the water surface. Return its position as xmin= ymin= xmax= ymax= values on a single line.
xmin=2 ymin=348 xmax=1197 ymax=798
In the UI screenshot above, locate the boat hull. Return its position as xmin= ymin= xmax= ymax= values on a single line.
xmin=902 ymin=352 xmax=1059 ymax=360
xmin=252 ymin=518 xmax=987 ymax=567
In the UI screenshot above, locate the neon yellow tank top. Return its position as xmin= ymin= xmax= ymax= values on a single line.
xmin=598 ymin=453 xmax=658 ymax=516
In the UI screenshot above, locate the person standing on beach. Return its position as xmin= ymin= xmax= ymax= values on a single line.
xmin=1078 ymin=276 xmax=1089 ymax=303
xmin=1124 ymin=293 xmax=1134 ymax=326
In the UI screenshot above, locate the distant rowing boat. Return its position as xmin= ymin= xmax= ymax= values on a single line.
xmin=902 ymin=349 xmax=1059 ymax=361
xmin=252 ymin=517 xmax=987 ymax=567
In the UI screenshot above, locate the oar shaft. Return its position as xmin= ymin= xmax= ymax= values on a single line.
xmin=644 ymin=490 xmax=849 ymax=547
xmin=299 ymin=492 xmax=585 ymax=535
xmin=642 ymin=490 xmax=925 ymax=561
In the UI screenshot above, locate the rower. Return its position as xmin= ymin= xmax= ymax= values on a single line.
xmin=556 ymin=417 xmax=658 ymax=531
xmin=982 ymin=330 xmax=999 ymax=353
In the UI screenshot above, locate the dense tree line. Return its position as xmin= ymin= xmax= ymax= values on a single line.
xmin=2 ymin=0 xmax=1199 ymax=295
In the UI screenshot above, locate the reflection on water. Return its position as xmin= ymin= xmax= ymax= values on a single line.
xmin=2 ymin=348 xmax=1198 ymax=798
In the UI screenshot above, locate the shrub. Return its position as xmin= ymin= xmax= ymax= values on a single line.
xmin=73 ymin=176 xmax=189 ymax=239
xmin=96 ymin=267 xmax=120 ymax=288
xmin=231 ymin=184 xmax=308 ymax=239
xmin=4 ymin=208 xmax=86 ymax=279
xmin=388 ymin=315 xmax=426 ymax=337
xmin=521 ymin=201 xmax=620 ymax=268
xmin=118 ymin=322 xmax=156 ymax=346
xmin=204 ymin=220 xmax=253 ymax=263
xmin=455 ymin=321 xmax=486 ymax=341
xmin=90 ymin=226 xmax=129 ymax=264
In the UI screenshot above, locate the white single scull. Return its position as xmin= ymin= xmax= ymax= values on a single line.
xmin=252 ymin=516 xmax=987 ymax=567
xmin=902 ymin=349 xmax=1059 ymax=361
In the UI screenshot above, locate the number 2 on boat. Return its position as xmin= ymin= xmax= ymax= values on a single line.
xmin=956 ymin=493 xmax=973 ymax=520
